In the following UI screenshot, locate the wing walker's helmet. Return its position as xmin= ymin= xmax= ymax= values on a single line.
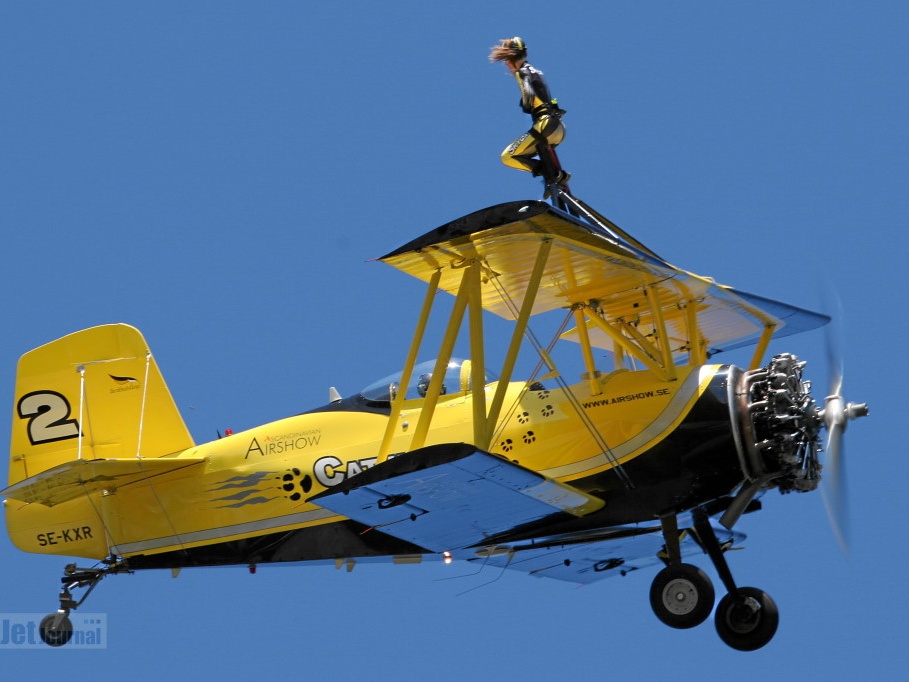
xmin=508 ymin=36 xmax=527 ymax=56
xmin=489 ymin=36 xmax=528 ymax=64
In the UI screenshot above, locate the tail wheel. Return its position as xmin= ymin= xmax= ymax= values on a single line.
xmin=715 ymin=587 xmax=779 ymax=651
xmin=39 ymin=613 xmax=74 ymax=647
xmin=649 ymin=563 xmax=715 ymax=629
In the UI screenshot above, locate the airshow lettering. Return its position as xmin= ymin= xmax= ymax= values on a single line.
xmin=242 ymin=428 xmax=378 ymax=490
xmin=245 ymin=430 xmax=322 ymax=459
xmin=243 ymin=430 xmax=376 ymax=488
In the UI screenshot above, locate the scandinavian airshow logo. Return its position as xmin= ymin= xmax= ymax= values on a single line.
xmin=109 ymin=373 xmax=140 ymax=393
xmin=0 ymin=613 xmax=107 ymax=649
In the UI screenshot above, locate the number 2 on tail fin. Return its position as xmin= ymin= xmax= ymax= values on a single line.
xmin=17 ymin=391 xmax=80 ymax=446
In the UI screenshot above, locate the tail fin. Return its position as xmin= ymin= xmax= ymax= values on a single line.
xmin=8 ymin=324 xmax=194 ymax=486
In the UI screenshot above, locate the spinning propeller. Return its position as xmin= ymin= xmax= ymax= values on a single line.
xmin=819 ymin=303 xmax=869 ymax=555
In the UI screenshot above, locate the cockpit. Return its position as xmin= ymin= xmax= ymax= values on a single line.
xmin=359 ymin=359 xmax=498 ymax=404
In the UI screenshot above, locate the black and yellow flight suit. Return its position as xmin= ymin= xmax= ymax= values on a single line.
xmin=501 ymin=61 xmax=565 ymax=175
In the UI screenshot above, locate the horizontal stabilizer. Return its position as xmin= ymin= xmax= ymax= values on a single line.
xmin=309 ymin=443 xmax=604 ymax=553
xmin=2 ymin=457 xmax=205 ymax=507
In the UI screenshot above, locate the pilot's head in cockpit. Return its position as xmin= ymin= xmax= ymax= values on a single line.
xmin=417 ymin=373 xmax=446 ymax=398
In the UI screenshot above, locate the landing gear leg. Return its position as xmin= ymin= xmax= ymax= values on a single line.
xmin=39 ymin=559 xmax=128 ymax=647
xmin=649 ymin=514 xmax=715 ymax=629
xmin=692 ymin=510 xmax=780 ymax=651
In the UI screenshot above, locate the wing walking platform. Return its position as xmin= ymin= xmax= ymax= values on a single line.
xmin=310 ymin=443 xmax=605 ymax=553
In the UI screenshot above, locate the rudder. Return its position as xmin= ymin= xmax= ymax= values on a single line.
xmin=8 ymin=324 xmax=195 ymax=486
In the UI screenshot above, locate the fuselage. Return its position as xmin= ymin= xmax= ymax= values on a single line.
xmin=7 ymin=362 xmax=749 ymax=569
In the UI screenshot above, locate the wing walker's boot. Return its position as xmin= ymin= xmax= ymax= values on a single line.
xmin=543 ymin=170 xmax=571 ymax=199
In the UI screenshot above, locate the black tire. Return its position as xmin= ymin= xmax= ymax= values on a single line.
xmin=649 ymin=563 xmax=715 ymax=629
xmin=39 ymin=613 xmax=74 ymax=647
xmin=715 ymin=587 xmax=779 ymax=651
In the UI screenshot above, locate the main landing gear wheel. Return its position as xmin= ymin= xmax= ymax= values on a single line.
xmin=714 ymin=587 xmax=779 ymax=651
xmin=39 ymin=612 xmax=73 ymax=647
xmin=649 ymin=563 xmax=715 ymax=629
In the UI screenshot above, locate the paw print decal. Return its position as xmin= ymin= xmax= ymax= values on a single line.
xmin=536 ymin=390 xmax=550 ymax=400
xmin=279 ymin=468 xmax=313 ymax=502
xmin=522 ymin=431 xmax=536 ymax=444
xmin=500 ymin=438 xmax=514 ymax=452
xmin=517 ymin=411 xmax=530 ymax=424
xmin=541 ymin=404 xmax=554 ymax=417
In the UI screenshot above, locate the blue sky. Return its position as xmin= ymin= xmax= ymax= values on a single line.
xmin=1 ymin=1 xmax=905 ymax=677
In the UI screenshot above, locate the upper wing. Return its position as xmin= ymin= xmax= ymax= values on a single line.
xmin=380 ymin=201 xmax=828 ymax=363
xmin=309 ymin=443 xmax=605 ymax=553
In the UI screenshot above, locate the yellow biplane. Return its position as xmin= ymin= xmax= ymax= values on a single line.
xmin=3 ymin=189 xmax=867 ymax=650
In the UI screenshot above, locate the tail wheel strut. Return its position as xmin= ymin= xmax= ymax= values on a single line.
xmin=39 ymin=559 xmax=129 ymax=647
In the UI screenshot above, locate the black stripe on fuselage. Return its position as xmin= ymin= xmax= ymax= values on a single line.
xmin=124 ymin=519 xmax=425 ymax=570
xmin=496 ymin=366 xmax=745 ymax=543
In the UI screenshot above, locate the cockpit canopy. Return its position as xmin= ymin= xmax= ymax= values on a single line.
xmin=360 ymin=359 xmax=498 ymax=403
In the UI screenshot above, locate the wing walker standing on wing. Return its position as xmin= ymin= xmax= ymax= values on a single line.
xmin=490 ymin=37 xmax=573 ymax=210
